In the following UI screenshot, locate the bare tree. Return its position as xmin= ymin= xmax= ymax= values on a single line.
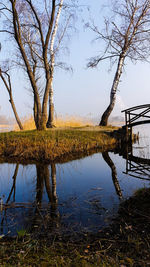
xmin=46 ymin=1 xmax=73 ymax=128
xmin=0 ymin=0 xmax=76 ymax=130
xmin=0 ymin=68 xmax=23 ymax=130
xmin=87 ymin=0 xmax=150 ymax=126
xmin=46 ymin=0 xmax=63 ymax=128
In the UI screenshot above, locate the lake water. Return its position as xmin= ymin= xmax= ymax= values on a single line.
xmin=0 ymin=125 xmax=150 ymax=238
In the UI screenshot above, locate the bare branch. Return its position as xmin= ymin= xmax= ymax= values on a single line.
xmin=0 ymin=30 xmax=14 ymax=35
xmin=26 ymin=0 xmax=45 ymax=48
xmin=87 ymin=0 xmax=150 ymax=126
xmin=87 ymin=54 xmax=119 ymax=68
xmin=0 ymin=0 xmax=78 ymax=130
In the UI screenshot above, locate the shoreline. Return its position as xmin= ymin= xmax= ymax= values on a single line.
xmin=0 ymin=126 xmax=120 ymax=164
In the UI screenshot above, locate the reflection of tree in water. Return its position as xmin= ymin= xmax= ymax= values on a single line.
xmin=6 ymin=164 xmax=19 ymax=203
xmin=0 ymin=163 xmax=19 ymax=233
xmin=0 ymin=163 xmax=59 ymax=236
xmin=0 ymin=155 xmax=124 ymax=237
xmin=102 ymin=152 xmax=123 ymax=199
xmin=31 ymin=163 xmax=59 ymax=234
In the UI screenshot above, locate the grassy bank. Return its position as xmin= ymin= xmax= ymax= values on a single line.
xmin=1 ymin=187 xmax=150 ymax=266
xmin=0 ymin=126 xmax=119 ymax=163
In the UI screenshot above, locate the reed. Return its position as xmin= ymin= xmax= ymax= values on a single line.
xmin=14 ymin=115 xmax=93 ymax=131
xmin=0 ymin=126 xmax=118 ymax=162
xmin=54 ymin=115 xmax=93 ymax=127
xmin=14 ymin=116 xmax=36 ymax=131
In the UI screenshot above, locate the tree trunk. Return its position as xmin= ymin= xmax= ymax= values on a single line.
xmin=46 ymin=75 xmax=55 ymax=128
xmin=33 ymin=95 xmax=38 ymax=129
xmin=46 ymin=102 xmax=54 ymax=128
xmin=11 ymin=1 xmax=42 ymax=130
xmin=9 ymin=93 xmax=24 ymax=130
xmin=39 ymin=78 xmax=51 ymax=130
xmin=100 ymin=55 xmax=125 ymax=126
xmin=46 ymin=1 xmax=63 ymax=128
xmin=0 ymin=73 xmax=23 ymax=130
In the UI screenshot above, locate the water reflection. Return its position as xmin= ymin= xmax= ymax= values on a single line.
xmin=0 ymin=164 xmax=19 ymax=233
xmin=0 ymin=163 xmax=60 ymax=236
xmin=6 ymin=163 xmax=19 ymax=203
xmin=123 ymin=149 xmax=150 ymax=180
xmin=119 ymin=134 xmax=150 ymax=180
xmin=102 ymin=152 xmax=123 ymax=199
xmin=32 ymin=163 xmax=59 ymax=232
xmin=0 ymin=136 xmax=150 ymax=237
xmin=36 ymin=163 xmax=57 ymax=210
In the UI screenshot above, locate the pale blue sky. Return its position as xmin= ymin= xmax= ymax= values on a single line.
xmin=0 ymin=0 xmax=150 ymax=124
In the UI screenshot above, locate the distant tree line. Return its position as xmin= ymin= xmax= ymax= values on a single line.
xmin=0 ymin=0 xmax=150 ymax=130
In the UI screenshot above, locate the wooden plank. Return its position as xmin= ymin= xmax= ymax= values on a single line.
xmin=125 ymin=112 xmax=150 ymax=119
xmin=124 ymin=119 xmax=150 ymax=127
xmin=122 ymin=104 xmax=150 ymax=113
xmin=129 ymin=107 xmax=150 ymax=123
xmin=123 ymin=172 xmax=150 ymax=181
xmin=128 ymin=154 xmax=150 ymax=165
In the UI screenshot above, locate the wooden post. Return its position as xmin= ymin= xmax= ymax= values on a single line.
xmin=126 ymin=126 xmax=129 ymax=142
xmin=125 ymin=111 xmax=129 ymax=142
xmin=130 ymin=126 xmax=133 ymax=143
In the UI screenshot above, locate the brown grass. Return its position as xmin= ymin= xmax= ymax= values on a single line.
xmin=14 ymin=115 xmax=93 ymax=131
xmin=14 ymin=116 xmax=36 ymax=131
xmin=0 ymin=124 xmax=10 ymax=128
xmin=0 ymin=127 xmax=118 ymax=163
xmin=54 ymin=115 xmax=93 ymax=127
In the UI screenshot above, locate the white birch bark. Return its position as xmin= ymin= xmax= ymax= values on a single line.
xmin=100 ymin=54 xmax=125 ymax=126
xmin=97 ymin=1 xmax=150 ymax=126
xmin=50 ymin=0 xmax=64 ymax=61
xmin=47 ymin=0 xmax=64 ymax=127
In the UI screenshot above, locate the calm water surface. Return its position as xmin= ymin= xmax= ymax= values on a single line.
xmin=0 ymin=125 xmax=150 ymax=237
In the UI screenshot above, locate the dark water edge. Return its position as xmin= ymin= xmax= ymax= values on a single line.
xmin=0 ymin=144 xmax=116 ymax=165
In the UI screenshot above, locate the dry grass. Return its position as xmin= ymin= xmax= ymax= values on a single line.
xmin=0 ymin=127 xmax=118 ymax=162
xmin=14 ymin=116 xmax=36 ymax=131
xmin=14 ymin=115 xmax=93 ymax=131
xmin=0 ymin=124 xmax=10 ymax=128
xmin=54 ymin=115 xmax=93 ymax=127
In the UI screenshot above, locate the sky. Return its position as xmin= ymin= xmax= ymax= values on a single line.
xmin=1 ymin=0 xmax=150 ymax=124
